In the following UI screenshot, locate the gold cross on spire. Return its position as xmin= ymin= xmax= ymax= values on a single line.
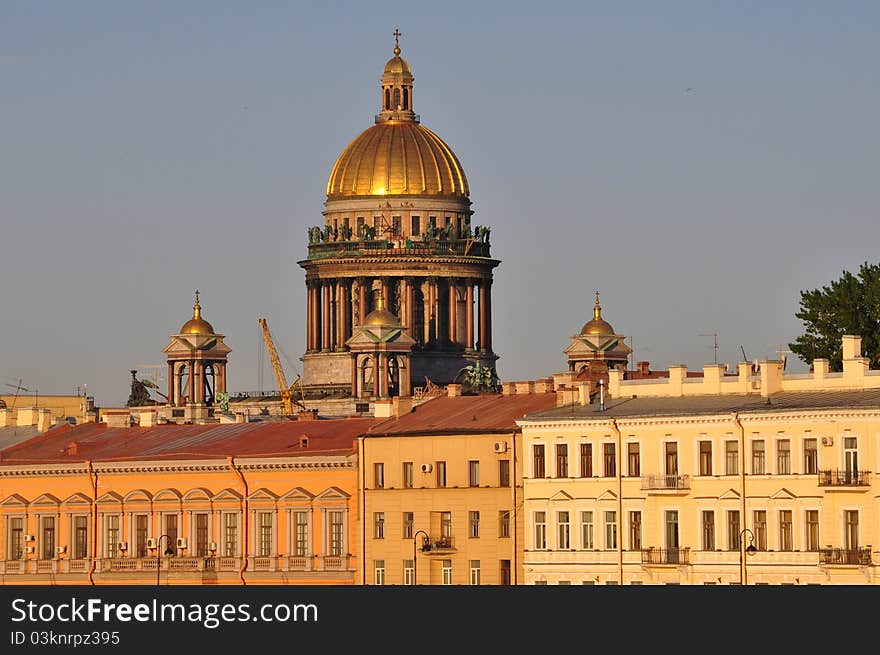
xmin=393 ymin=28 xmax=401 ymax=56
xmin=594 ymin=290 xmax=600 ymax=306
xmin=195 ymin=289 xmax=200 ymax=306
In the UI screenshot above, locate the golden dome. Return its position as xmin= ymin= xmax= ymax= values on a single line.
xmin=383 ymin=55 xmax=412 ymax=76
xmin=180 ymin=291 xmax=215 ymax=335
xmin=363 ymin=292 xmax=401 ymax=327
xmin=581 ymin=291 xmax=615 ymax=336
xmin=327 ymin=121 xmax=469 ymax=199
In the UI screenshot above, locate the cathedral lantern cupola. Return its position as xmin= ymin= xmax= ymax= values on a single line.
xmin=163 ymin=291 xmax=231 ymax=417
xmin=564 ymin=292 xmax=632 ymax=377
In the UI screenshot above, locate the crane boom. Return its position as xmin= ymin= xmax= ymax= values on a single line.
xmin=258 ymin=318 xmax=305 ymax=415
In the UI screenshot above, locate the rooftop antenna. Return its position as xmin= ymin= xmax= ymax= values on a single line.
xmin=700 ymin=333 xmax=719 ymax=365
xmin=4 ymin=379 xmax=29 ymax=411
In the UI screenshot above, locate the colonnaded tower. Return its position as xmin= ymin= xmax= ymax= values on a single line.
xmin=299 ymin=31 xmax=499 ymax=398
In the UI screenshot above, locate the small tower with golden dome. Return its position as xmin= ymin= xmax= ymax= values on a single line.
xmin=563 ymin=292 xmax=632 ymax=377
xmin=299 ymin=30 xmax=499 ymax=399
xmin=163 ymin=291 xmax=232 ymax=417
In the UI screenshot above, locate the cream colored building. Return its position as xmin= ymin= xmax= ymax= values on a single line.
xmin=518 ymin=336 xmax=879 ymax=585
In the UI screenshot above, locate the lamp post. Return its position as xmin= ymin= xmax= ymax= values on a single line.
xmin=149 ymin=534 xmax=176 ymax=586
xmin=412 ymin=530 xmax=430 ymax=585
xmin=739 ymin=528 xmax=758 ymax=585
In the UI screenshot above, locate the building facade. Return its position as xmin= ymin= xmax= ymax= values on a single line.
xmin=518 ymin=336 xmax=880 ymax=585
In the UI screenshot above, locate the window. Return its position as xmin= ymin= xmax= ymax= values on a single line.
xmin=629 ymin=511 xmax=642 ymax=550
xmin=725 ymin=440 xmax=739 ymax=475
xmin=779 ymin=510 xmax=793 ymax=551
xmin=627 ymin=443 xmax=640 ymax=477
xmin=727 ymin=511 xmax=741 ymax=550
xmin=499 ymin=460 xmax=510 ymax=487
xmin=258 ymin=512 xmax=272 ymax=557
xmin=374 ymin=512 xmax=385 ymax=539
xmin=581 ymin=511 xmax=594 ymax=549
xmin=580 ymin=443 xmax=593 ymax=477
xmin=440 ymin=511 xmax=452 ymax=538
xmin=603 ymin=443 xmax=616 ymax=477
xmin=374 ymin=560 xmax=385 ymax=585
xmin=103 ymin=515 xmax=117 ymax=559
xmin=500 ymin=560 xmax=511 ymax=585
xmin=436 ymin=461 xmax=446 ymax=487
xmin=469 ymin=511 xmax=480 ymax=538
xmin=403 ymin=462 xmax=413 ymax=488
xmin=392 ymin=215 xmax=401 ymax=236
xmin=845 ymin=510 xmax=859 ymax=550
xmin=665 ymin=442 xmax=678 ymax=475
xmin=75 ymin=515 xmax=90 ymax=559
xmin=702 ymin=511 xmax=715 ymax=551
xmin=803 ymin=438 xmax=817 ymax=474
xmin=164 ymin=514 xmax=178 ymax=551
xmin=805 ymin=510 xmax=819 ymax=551
xmin=223 ymin=513 xmax=238 ymax=557
xmin=356 ymin=216 xmax=364 ymax=237
xmin=469 ymin=460 xmax=480 ymax=487
xmin=558 ymin=511 xmax=571 ymax=549
xmin=403 ymin=559 xmax=415 ymax=585
xmin=556 ymin=444 xmax=568 ymax=477
xmin=328 ymin=511 xmax=345 ymax=556
xmin=374 ymin=463 xmax=385 ymax=489
xmin=411 ymin=215 xmax=421 ymax=235
xmin=469 ymin=560 xmax=481 ymax=585
xmin=844 ymin=437 xmax=858 ymax=481
xmin=752 ymin=440 xmax=765 ymax=475
xmin=195 ymin=513 xmax=209 ymax=556
xmin=534 ymin=511 xmax=547 ymax=549
xmin=441 ymin=559 xmax=453 ymax=585
xmin=533 ymin=445 xmax=545 ymax=478
xmin=402 ymin=512 xmax=414 ymax=539
xmin=499 ymin=511 xmax=510 ymax=538
xmin=753 ymin=511 xmax=767 ymax=550
xmin=604 ymin=511 xmax=617 ymax=550
xmin=777 ymin=439 xmax=791 ymax=475
xmin=373 ymin=216 xmax=380 ymax=229
xmin=8 ymin=517 xmax=23 ymax=560
xmin=665 ymin=510 xmax=679 ymax=549
xmin=699 ymin=441 xmax=712 ymax=476
xmin=294 ymin=511 xmax=309 ymax=557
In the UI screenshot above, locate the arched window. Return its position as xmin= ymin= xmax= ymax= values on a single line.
xmin=392 ymin=88 xmax=401 ymax=110
xmin=402 ymin=87 xmax=409 ymax=110
xmin=384 ymin=88 xmax=390 ymax=110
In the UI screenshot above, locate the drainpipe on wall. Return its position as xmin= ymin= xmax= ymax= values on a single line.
xmin=610 ymin=418 xmax=623 ymax=584
xmin=228 ymin=457 xmax=248 ymax=586
xmin=358 ymin=436 xmax=365 ymax=585
xmin=86 ymin=460 xmax=98 ymax=586
xmin=512 ymin=430 xmax=518 ymax=586
xmin=733 ymin=412 xmax=747 ymax=585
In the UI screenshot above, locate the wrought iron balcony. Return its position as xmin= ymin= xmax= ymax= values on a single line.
xmin=818 ymin=470 xmax=871 ymax=486
xmin=819 ymin=547 xmax=872 ymax=566
xmin=421 ymin=535 xmax=455 ymax=553
xmin=307 ymin=237 xmax=491 ymax=261
xmin=641 ymin=474 xmax=691 ymax=491
xmin=641 ymin=547 xmax=691 ymax=565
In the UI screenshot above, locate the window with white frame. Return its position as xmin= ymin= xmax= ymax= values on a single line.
xmin=7 ymin=516 xmax=24 ymax=560
xmin=468 ymin=460 xmax=480 ymax=487
xmin=581 ymin=511 xmax=594 ymax=549
xmin=665 ymin=442 xmax=678 ymax=476
xmin=469 ymin=559 xmax=480 ymax=585
xmin=777 ymin=439 xmax=791 ymax=475
xmin=725 ymin=440 xmax=739 ymax=475
xmin=403 ymin=559 xmax=414 ymax=585
xmin=699 ymin=441 xmax=712 ymax=476
xmin=803 ymin=438 xmax=817 ymax=474
xmin=103 ymin=515 xmax=118 ymax=559
xmin=469 ymin=511 xmax=480 ymax=538
xmin=374 ymin=560 xmax=385 ymax=585
xmin=194 ymin=513 xmax=209 ymax=556
xmin=374 ymin=462 xmax=385 ymax=489
xmin=534 ymin=511 xmax=547 ymax=549
xmin=327 ymin=510 xmax=345 ymax=557
xmin=441 ymin=559 xmax=453 ymax=585
xmin=727 ymin=510 xmax=741 ymax=550
xmin=133 ymin=514 xmax=148 ymax=558
xmin=753 ymin=510 xmax=767 ymax=550
xmin=74 ymin=515 xmax=90 ymax=559
xmin=533 ymin=444 xmax=545 ymax=478
xmin=629 ymin=511 xmax=642 ymax=550
xmin=499 ymin=510 xmax=510 ymax=538
xmin=293 ymin=511 xmax=309 ymax=557
xmin=440 ymin=511 xmax=452 ymax=538
xmin=752 ymin=440 xmax=765 ymax=475
xmin=557 ymin=511 xmax=570 ymax=549
xmin=402 ymin=511 xmax=413 ymax=539
xmin=374 ymin=512 xmax=385 ymax=539
xmin=604 ymin=511 xmax=617 ymax=550
xmin=41 ymin=515 xmax=56 ymax=560
xmin=805 ymin=510 xmax=819 ymax=551
xmin=556 ymin=444 xmax=568 ymax=478
xmin=845 ymin=510 xmax=859 ymax=550
xmin=403 ymin=461 xmax=414 ymax=488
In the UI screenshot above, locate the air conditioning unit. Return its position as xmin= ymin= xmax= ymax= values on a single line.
xmin=25 ymin=546 xmax=35 ymax=554
xmin=56 ymin=546 xmax=67 ymax=555
xmin=421 ymin=463 xmax=433 ymax=473
xmin=146 ymin=537 xmax=157 ymax=550
xmin=23 ymin=534 xmax=35 ymax=543
xmin=821 ymin=437 xmax=833 ymax=446
xmin=176 ymin=537 xmax=187 ymax=549
xmin=493 ymin=441 xmax=508 ymax=454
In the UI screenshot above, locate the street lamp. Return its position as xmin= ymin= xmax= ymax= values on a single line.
xmin=149 ymin=534 xmax=176 ymax=586
xmin=412 ymin=530 xmax=431 ymax=585
xmin=739 ymin=528 xmax=758 ymax=585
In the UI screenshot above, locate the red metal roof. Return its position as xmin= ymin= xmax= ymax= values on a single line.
xmin=368 ymin=393 xmax=557 ymax=436
xmin=0 ymin=418 xmax=379 ymax=465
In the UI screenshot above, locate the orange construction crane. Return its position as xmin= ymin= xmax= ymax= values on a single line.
xmin=258 ymin=318 xmax=306 ymax=415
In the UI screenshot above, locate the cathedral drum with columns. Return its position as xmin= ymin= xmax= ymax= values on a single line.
xmin=299 ymin=32 xmax=499 ymax=399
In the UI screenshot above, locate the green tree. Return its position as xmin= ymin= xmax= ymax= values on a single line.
xmin=789 ymin=262 xmax=880 ymax=371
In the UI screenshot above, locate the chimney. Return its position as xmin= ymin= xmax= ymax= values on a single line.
xmin=446 ymin=384 xmax=463 ymax=398
xmin=102 ymin=410 xmax=132 ymax=428
xmin=812 ymin=359 xmax=829 ymax=379
xmin=297 ymin=409 xmax=319 ymax=421
xmin=514 ymin=381 xmax=534 ymax=395
xmin=842 ymin=335 xmax=861 ymax=360
xmin=36 ymin=409 xmax=52 ymax=433
xmin=533 ymin=378 xmax=554 ymax=393
xmin=759 ymin=360 xmax=783 ymax=397
xmin=234 ymin=412 xmax=247 ymax=424
xmin=637 ymin=361 xmax=650 ymax=375
xmin=298 ymin=435 xmax=309 ymax=448
xmin=66 ymin=441 xmax=78 ymax=456
xmin=16 ymin=407 xmax=38 ymax=427
xmin=703 ymin=364 xmax=723 ymax=393
xmin=556 ymin=387 xmax=578 ymax=407
xmin=577 ymin=382 xmax=590 ymax=406
xmin=139 ymin=410 xmax=157 ymax=428
xmin=373 ymin=399 xmax=393 ymax=418
xmin=501 ymin=382 xmax=516 ymax=396
xmin=0 ymin=408 xmax=14 ymax=428
xmin=668 ymin=365 xmax=687 ymax=396
xmin=393 ymin=395 xmax=413 ymax=417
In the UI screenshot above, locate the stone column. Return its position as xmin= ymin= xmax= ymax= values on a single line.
xmin=167 ymin=363 xmax=174 ymax=406
xmin=350 ymin=356 xmax=358 ymax=397
xmin=188 ymin=360 xmax=195 ymax=404
xmin=448 ymin=280 xmax=457 ymax=345
xmin=322 ymin=281 xmax=331 ymax=352
xmin=465 ymin=281 xmax=474 ymax=351
xmin=378 ymin=353 xmax=388 ymax=398
xmin=337 ymin=280 xmax=350 ymax=350
xmin=401 ymin=357 xmax=411 ymax=396
xmin=485 ymin=278 xmax=493 ymax=353
xmin=358 ymin=277 xmax=369 ymax=327
xmin=372 ymin=355 xmax=380 ymax=397
xmin=381 ymin=277 xmax=391 ymax=310
xmin=329 ymin=279 xmax=338 ymax=351
xmin=306 ymin=281 xmax=314 ymax=352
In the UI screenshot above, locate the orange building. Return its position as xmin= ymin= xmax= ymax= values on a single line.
xmin=0 ymin=417 xmax=376 ymax=585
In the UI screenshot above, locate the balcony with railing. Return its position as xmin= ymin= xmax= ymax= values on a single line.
xmin=307 ymin=237 xmax=491 ymax=261
xmin=317 ymin=554 xmax=351 ymax=571
xmin=641 ymin=547 xmax=691 ymax=566
xmin=819 ymin=547 xmax=872 ymax=566
xmin=818 ymin=470 xmax=871 ymax=487
xmin=421 ymin=535 xmax=455 ymax=555
xmin=641 ymin=474 xmax=691 ymax=491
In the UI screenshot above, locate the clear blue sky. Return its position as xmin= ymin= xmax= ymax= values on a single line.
xmin=2 ymin=1 xmax=879 ymax=406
